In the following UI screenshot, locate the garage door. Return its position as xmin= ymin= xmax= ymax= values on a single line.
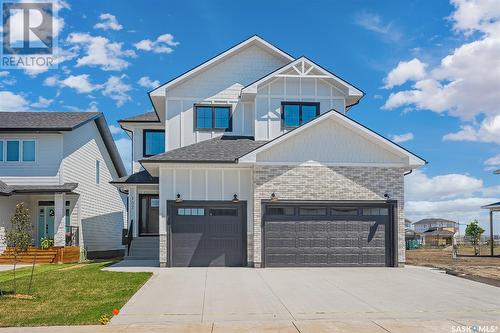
xmin=263 ymin=203 xmax=394 ymax=267
xmin=170 ymin=201 xmax=246 ymax=267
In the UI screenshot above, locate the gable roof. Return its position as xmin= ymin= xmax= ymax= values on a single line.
xmin=110 ymin=169 xmax=158 ymax=185
xmin=0 ymin=112 xmax=126 ymax=178
xmin=149 ymin=35 xmax=294 ymax=97
xmin=413 ymin=218 xmax=457 ymax=225
xmin=118 ymin=111 xmax=160 ymax=123
xmin=0 ymin=112 xmax=100 ymax=131
xmin=141 ymin=136 xmax=267 ymax=164
xmin=241 ymin=56 xmax=364 ymax=108
xmin=238 ymin=109 xmax=427 ymax=168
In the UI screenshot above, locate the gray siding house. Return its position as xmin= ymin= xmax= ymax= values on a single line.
xmin=113 ymin=36 xmax=426 ymax=268
xmin=0 ymin=112 xmax=127 ymax=258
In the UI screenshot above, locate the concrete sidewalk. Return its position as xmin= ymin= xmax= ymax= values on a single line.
xmin=1 ymin=319 xmax=499 ymax=333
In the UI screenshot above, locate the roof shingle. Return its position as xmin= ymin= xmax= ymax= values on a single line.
xmin=119 ymin=111 xmax=160 ymax=123
xmin=141 ymin=136 xmax=267 ymax=163
xmin=110 ymin=170 xmax=158 ymax=184
xmin=0 ymin=112 xmax=100 ymax=131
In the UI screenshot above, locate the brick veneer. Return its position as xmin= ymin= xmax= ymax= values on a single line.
xmin=252 ymin=165 xmax=406 ymax=267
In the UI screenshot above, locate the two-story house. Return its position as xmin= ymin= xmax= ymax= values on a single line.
xmin=0 ymin=112 xmax=127 ymax=259
xmin=113 ymin=36 xmax=426 ymax=268
xmin=413 ymin=218 xmax=458 ymax=234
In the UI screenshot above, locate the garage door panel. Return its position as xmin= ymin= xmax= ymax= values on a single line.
xmin=263 ymin=203 xmax=392 ymax=267
xmin=171 ymin=202 xmax=245 ymax=267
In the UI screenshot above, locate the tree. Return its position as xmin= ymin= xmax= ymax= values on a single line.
xmin=465 ymin=220 xmax=485 ymax=256
xmin=5 ymin=203 xmax=32 ymax=295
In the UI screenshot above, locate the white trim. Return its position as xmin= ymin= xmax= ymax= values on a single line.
xmin=238 ymin=110 xmax=426 ymax=167
xmin=241 ymin=57 xmax=363 ymax=97
xmin=248 ymin=161 xmax=412 ymax=168
xmin=150 ymin=36 xmax=294 ymax=96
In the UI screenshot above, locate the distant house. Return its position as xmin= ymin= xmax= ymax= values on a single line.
xmin=0 ymin=112 xmax=127 ymax=258
xmin=413 ymin=218 xmax=458 ymax=246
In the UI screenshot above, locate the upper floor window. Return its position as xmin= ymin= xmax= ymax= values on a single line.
xmin=0 ymin=139 xmax=36 ymax=162
xmin=143 ymin=130 xmax=165 ymax=157
xmin=194 ymin=105 xmax=232 ymax=131
xmin=281 ymin=102 xmax=320 ymax=128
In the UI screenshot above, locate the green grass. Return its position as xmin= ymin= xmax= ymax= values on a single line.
xmin=0 ymin=261 xmax=152 ymax=327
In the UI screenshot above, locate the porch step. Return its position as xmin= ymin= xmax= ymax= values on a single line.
xmin=127 ymin=237 xmax=159 ymax=259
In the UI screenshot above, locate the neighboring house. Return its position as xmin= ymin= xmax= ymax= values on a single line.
xmin=0 ymin=112 xmax=127 ymax=258
xmin=413 ymin=218 xmax=458 ymax=234
xmin=113 ymin=35 xmax=426 ymax=268
xmin=413 ymin=218 xmax=458 ymax=247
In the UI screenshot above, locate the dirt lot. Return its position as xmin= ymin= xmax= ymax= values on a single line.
xmin=406 ymin=248 xmax=500 ymax=287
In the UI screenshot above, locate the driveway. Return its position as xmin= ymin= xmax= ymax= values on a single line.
xmin=109 ymin=265 xmax=500 ymax=325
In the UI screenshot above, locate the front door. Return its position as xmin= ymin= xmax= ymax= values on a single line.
xmin=139 ymin=194 xmax=159 ymax=236
xmin=37 ymin=205 xmax=55 ymax=244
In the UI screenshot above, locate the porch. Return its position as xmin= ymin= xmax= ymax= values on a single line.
xmin=0 ymin=182 xmax=81 ymax=254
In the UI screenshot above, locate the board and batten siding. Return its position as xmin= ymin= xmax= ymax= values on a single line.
xmin=0 ymin=133 xmax=63 ymax=185
xmin=254 ymin=77 xmax=346 ymax=141
xmin=165 ymin=44 xmax=289 ymax=151
xmin=158 ymin=166 xmax=254 ymax=264
xmin=257 ymin=117 xmax=407 ymax=165
xmin=62 ymin=121 xmax=126 ymax=253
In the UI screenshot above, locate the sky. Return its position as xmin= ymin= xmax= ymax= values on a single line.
xmin=0 ymin=0 xmax=499 ymax=232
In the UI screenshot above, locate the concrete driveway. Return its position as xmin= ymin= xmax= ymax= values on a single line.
xmin=108 ymin=265 xmax=500 ymax=326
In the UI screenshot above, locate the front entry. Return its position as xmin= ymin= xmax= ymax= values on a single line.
xmin=139 ymin=194 xmax=159 ymax=236
xmin=37 ymin=204 xmax=55 ymax=243
xmin=169 ymin=201 xmax=246 ymax=267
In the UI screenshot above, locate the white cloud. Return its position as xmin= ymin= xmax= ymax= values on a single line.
xmin=485 ymin=154 xmax=500 ymax=166
xmin=443 ymin=115 xmax=500 ymax=144
xmin=354 ymin=11 xmax=401 ymax=42
xmin=114 ymin=137 xmax=132 ymax=174
xmin=31 ymin=96 xmax=53 ymax=108
xmin=0 ymin=71 xmax=16 ymax=87
xmin=50 ymin=74 xmax=98 ymax=93
xmin=391 ymin=132 xmax=414 ymax=143
xmin=109 ymin=124 xmax=122 ymax=135
xmin=0 ymin=91 xmax=29 ymax=111
xmin=101 ymin=75 xmax=132 ymax=107
xmin=137 ymin=76 xmax=160 ymax=89
xmin=383 ymin=0 xmax=500 ymax=122
xmin=134 ymin=33 xmax=179 ymax=53
xmin=94 ymin=13 xmax=122 ymax=31
xmin=67 ymin=32 xmax=136 ymax=71
xmin=405 ymin=169 xmax=483 ymax=201
xmin=22 ymin=46 xmax=79 ymax=77
xmin=0 ymin=71 xmax=8 ymax=77
xmin=64 ymin=101 xmax=99 ymax=113
xmin=383 ymin=59 xmax=427 ymax=89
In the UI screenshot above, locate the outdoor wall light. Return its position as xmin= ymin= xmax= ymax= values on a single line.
xmin=232 ymin=194 xmax=239 ymax=203
xmin=175 ymin=193 xmax=183 ymax=203
xmin=271 ymin=192 xmax=278 ymax=202
xmin=384 ymin=193 xmax=391 ymax=200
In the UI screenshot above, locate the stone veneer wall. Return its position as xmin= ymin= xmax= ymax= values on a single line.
xmin=252 ymin=165 xmax=406 ymax=267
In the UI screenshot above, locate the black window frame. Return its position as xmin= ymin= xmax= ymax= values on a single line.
xmin=194 ymin=104 xmax=233 ymax=132
xmin=142 ymin=129 xmax=166 ymax=157
xmin=281 ymin=101 xmax=320 ymax=129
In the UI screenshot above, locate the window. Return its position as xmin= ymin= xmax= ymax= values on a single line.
xmin=0 ymin=141 xmax=3 ymax=162
xmin=299 ymin=207 xmax=327 ymax=216
xmin=362 ymin=207 xmax=389 ymax=216
xmin=22 ymin=140 xmax=35 ymax=161
xmin=265 ymin=206 xmax=295 ymax=216
xmin=331 ymin=208 xmax=359 ymax=216
xmin=143 ymin=130 xmax=165 ymax=157
xmin=209 ymin=208 xmax=238 ymax=216
xmin=178 ymin=208 xmax=205 ymax=216
xmin=194 ymin=105 xmax=232 ymax=131
xmin=281 ymin=102 xmax=320 ymax=128
xmin=6 ymin=140 xmax=19 ymax=161
xmin=95 ymin=160 xmax=100 ymax=184
xmin=151 ymin=198 xmax=160 ymax=208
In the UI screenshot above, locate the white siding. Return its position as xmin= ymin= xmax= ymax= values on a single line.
xmin=0 ymin=133 xmax=63 ymax=185
xmin=254 ymin=77 xmax=346 ymax=141
xmin=257 ymin=118 xmax=407 ymax=165
xmin=158 ymin=166 xmax=253 ymax=256
xmin=62 ymin=122 xmax=126 ymax=253
xmin=165 ymin=44 xmax=289 ymax=150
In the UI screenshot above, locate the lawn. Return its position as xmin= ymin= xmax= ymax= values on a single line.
xmin=0 ymin=261 xmax=152 ymax=327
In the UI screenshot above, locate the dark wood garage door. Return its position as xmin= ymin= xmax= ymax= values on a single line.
xmin=169 ymin=201 xmax=246 ymax=267
xmin=263 ymin=203 xmax=394 ymax=267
